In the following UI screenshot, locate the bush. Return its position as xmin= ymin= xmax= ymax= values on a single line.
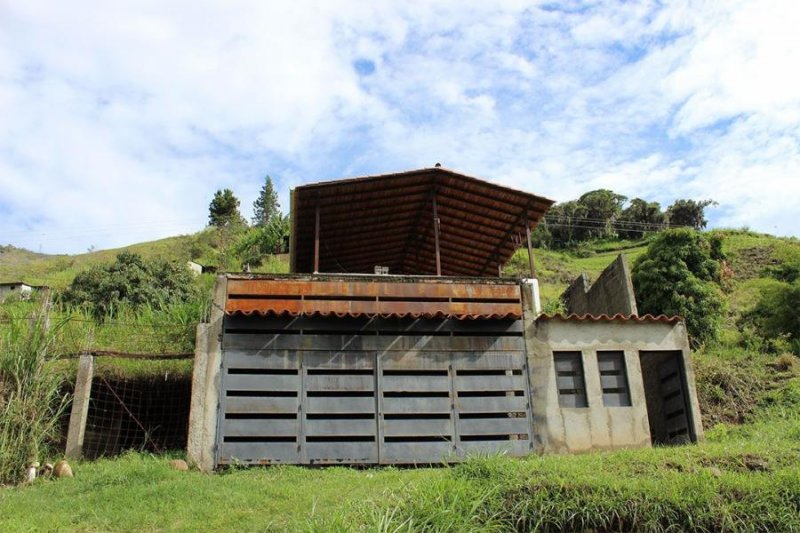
xmin=60 ymin=252 xmax=198 ymax=319
xmin=741 ymin=280 xmax=800 ymax=353
xmin=632 ymin=229 xmax=725 ymax=345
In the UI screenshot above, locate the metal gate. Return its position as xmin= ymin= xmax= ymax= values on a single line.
xmin=658 ymin=355 xmax=692 ymax=444
xmin=216 ymin=315 xmax=533 ymax=466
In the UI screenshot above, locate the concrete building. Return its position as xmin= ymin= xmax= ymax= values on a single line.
xmin=0 ymin=281 xmax=48 ymax=301
xmin=187 ymin=167 xmax=702 ymax=470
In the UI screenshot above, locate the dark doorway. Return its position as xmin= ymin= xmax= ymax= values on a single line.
xmin=639 ymin=351 xmax=695 ymax=445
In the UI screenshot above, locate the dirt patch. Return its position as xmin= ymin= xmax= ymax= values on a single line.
xmin=728 ymin=246 xmax=777 ymax=281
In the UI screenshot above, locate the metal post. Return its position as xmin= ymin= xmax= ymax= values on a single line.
xmin=65 ymin=353 xmax=94 ymax=459
xmin=432 ymin=193 xmax=442 ymax=276
xmin=313 ymin=203 xmax=320 ymax=273
xmin=525 ymin=214 xmax=536 ymax=278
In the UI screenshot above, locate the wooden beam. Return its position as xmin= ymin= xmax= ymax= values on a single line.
xmin=313 ymin=202 xmax=320 ymax=273
xmin=432 ymin=192 xmax=441 ymax=276
xmin=525 ymin=213 xmax=536 ymax=278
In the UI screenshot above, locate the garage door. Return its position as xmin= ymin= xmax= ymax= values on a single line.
xmin=216 ymin=315 xmax=533 ymax=466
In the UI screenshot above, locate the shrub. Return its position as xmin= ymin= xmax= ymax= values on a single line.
xmin=632 ymin=229 xmax=725 ymax=345
xmin=741 ymin=280 xmax=800 ymax=353
xmin=60 ymin=252 xmax=198 ymax=319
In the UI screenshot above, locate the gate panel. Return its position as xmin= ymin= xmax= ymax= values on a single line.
xmin=217 ymin=315 xmax=533 ymax=466
xmin=658 ymin=357 xmax=691 ymax=444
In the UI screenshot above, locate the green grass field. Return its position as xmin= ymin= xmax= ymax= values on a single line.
xmin=1 ymin=363 xmax=797 ymax=531
xmin=2 ymin=228 xmax=800 ymax=531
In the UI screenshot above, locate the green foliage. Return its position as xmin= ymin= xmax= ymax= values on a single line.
xmin=618 ymin=198 xmax=666 ymax=239
xmin=0 ymin=307 xmax=70 ymax=485
xmin=666 ymin=198 xmax=717 ymax=230
xmin=208 ymin=188 xmax=245 ymax=227
xmin=60 ymin=252 xmax=198 ymax=319
xmin=577 ymin=188 xmax=627 ymax=239
xmin=252 ymin=175 xmax=280 ymax=227
xmin=232 ymin=215 xmax=290 ymax=269
xmin=632 ymin=229 xmax=725 ymax=345
xmin=741 ymin=279 xmax=800 ymax=353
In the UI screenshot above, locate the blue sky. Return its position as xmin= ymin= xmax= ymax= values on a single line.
xmin=1 ymin=1 xmax=799 ymax=254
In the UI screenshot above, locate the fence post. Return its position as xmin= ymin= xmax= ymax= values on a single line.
xmin=65 ymin=353 xmax=95 ymax=459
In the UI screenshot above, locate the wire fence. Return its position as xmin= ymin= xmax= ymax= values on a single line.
xmin=81 ymin=372 xmax=192 ymax=459
xmin=53 ymin=351 xmax=195 ymax=460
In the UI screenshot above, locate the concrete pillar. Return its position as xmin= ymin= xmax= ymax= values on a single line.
xmin=65 ymin=353 xmax=94 ymax=459
xmin=186 ymin=275 xmax=227 ymax=471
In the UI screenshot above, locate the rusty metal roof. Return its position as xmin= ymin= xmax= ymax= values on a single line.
xmin=536 ymin=313 xmax=682 ymax=324
xmin=290 ymin=167 xmax=554 ymax=276
xmin=225 ymin=276 xmax=524 ymax=320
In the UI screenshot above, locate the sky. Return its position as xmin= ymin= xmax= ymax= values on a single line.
xmin=1 ymin=0 xmax=799 ymax=254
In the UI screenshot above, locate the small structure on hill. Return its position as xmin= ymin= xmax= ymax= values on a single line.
xmin=187 ymin=166 xmax=703 ymax=470
xmin=0 ymin=281 xmax=49 ymax=301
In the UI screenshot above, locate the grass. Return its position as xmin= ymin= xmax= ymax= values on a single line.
xmin=0 ymin=307 xmax=70 ymax=485
xmin=1 ymin=374 xmax=798 ymax=531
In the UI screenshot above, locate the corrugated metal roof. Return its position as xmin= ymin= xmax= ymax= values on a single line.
xmin=224 ymin=277 xmax=524 ymax=320
xmin=290 ymin=167 xmax=554 ymax=276
xmin=536 ymin=313 xmax=682 ymax=324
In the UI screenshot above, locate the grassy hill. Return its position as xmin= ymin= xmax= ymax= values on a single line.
xmin=1 ymin=228 xmax=799 ymax=530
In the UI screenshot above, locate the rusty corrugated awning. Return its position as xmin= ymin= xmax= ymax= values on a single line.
xmin=225 ymin=275 xmax=524 ymax=320
xmin=290 ymin=167 xmax=554 ymax=276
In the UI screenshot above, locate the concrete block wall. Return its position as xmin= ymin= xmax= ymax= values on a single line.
xmin=564 ymin=254 xmax=638 ymax=316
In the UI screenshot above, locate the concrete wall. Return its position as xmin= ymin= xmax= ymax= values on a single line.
xmin=187 ymin=275 xmax=227 ymax=471
xmin=0 ymin=283 xmax=32 ymax=301
xmin=522 ymin=316 xmax=703 ymax=453
xmin=564 ymin=255 xmax=638 ymax=316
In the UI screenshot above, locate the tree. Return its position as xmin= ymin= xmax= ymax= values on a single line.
xmin=577 ymin=189 xmax=628 ymax=240
xmin=252 ymin=175 xmax=280 ymax=227
xmin=619 ymin=198 xmax=665 ymax=239
xmin=61 ymin=252 xmax=197 ymax=318
xmin=666 ymin=199 xmax=717 ymax=230
xmin=547 ymin=200 xmax=589 ymax=247
xmin=209 ymin=189 xmax=244 ymax=227
xmin=632 ymin=229 xmax=725 ymax=345
xmin=233 ymin=215 xmax=290 ymax=268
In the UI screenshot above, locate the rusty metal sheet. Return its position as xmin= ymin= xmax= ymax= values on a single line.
xmin=227 ymin=278 xmax=521 ymax=299
xmin=289 ymin=167 xmax=555 ymax=275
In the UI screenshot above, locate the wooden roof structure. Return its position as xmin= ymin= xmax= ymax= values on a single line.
xmin=289 ymin=167 xmax=554 ymax=277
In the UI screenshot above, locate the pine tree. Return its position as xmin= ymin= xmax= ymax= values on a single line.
xmin=208 ymin=188 xmax=244 ymax=227
xmin=252 ymin=175 xmax=280 ymax=227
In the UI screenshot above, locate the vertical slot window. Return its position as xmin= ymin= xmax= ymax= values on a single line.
xmin=554 ymin=351 xmax=588 ymax=408
xmin=598 ymin=351 xmax=631 ymax=407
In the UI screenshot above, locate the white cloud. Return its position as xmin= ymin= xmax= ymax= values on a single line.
xmin=1 ymin=0 xmax=799 ymax=254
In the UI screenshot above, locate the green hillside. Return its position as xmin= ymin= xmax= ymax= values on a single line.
xmin=2 ymin=228 xmax=800 ymax=530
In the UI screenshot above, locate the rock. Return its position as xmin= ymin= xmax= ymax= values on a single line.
xmin=53 ymin=460 xmax=73 ymax=478
xmin=169 ymin=459 xmax=189 ymax=471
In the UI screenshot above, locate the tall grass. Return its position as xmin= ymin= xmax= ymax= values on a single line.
xmin=0 ymin=305 xmax=70 ymax=485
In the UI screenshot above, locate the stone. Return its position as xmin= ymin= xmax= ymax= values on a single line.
xmin=53 ymin=460 xmax=73 ymax=478
xmin=169 ymin=459 xmax=189 ymax=471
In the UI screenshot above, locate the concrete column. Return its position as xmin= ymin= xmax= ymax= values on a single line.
xmin=186 ymin=275 xmax=227 ymax=472
xmin=65 ymin=353 xmax=94 ymax=459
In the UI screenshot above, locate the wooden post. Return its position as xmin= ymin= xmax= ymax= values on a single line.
xmin=313 ymin=203 xmax=320 ymax=273
xmin=525 ymin=214 xmax=536 ymax=278
xmin=432 ymin=193 xmax=442 ymax=276
xmin=65 ymin=353 xmax=94 ymax=459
